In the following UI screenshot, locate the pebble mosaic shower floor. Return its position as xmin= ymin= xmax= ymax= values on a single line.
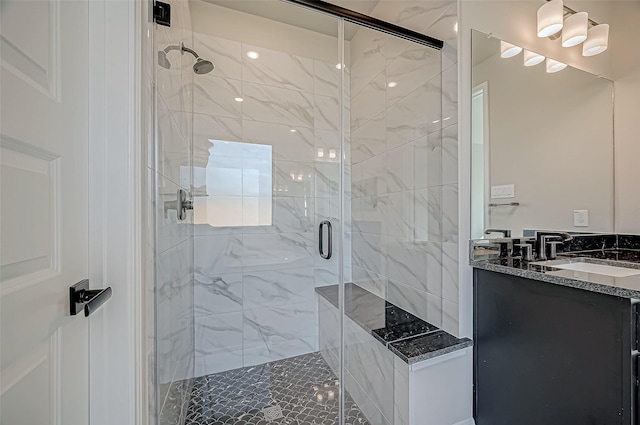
xmin=184 ymin=352 xmax=371 ymax=425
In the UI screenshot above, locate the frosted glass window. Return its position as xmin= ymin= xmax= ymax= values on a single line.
xmin=193 ymin=140 xmax=273 ymax=227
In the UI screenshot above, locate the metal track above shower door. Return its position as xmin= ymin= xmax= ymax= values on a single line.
xmin=282 ymin=0 xmax=444 ymax=50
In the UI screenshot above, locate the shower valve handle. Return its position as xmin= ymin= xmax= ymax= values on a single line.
xmin=164 ymin=189 xmax=193 ymax=221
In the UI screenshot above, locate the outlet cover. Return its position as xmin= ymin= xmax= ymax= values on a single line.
xmin=574 ymin=210 xmax=589 ymax=227
xmin=491 ymin=184 xmax=515 ymax=199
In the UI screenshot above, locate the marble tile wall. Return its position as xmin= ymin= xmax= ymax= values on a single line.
xmin=344 ymin=3 xmax=459 ymax=423
xmin=145 ymin=1 xmax=196 ymax=424
xmin=191 ymin=31 xmax=350 ymax=377
xmin=348 ymin=1 xmax=459 ymax=336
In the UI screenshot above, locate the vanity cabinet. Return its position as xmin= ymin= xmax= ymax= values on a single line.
xmin=473 ymin=269 xmax=637 ymax=425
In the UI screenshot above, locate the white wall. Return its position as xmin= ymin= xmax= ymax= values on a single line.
xmin=472 ymin=37 xmax=614 ymax=236
xmin=611 ymin=3 xmax=640 ymax=234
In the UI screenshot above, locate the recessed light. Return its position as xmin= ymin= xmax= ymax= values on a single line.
xmin=234 ymin=97 xmax=244 ymax=102
xmin=432 ymin=120 xmax=441 ymax=124
xmin=454 ymin=22 xmax=458 ymax=32
xmin=387 ymin=81 xmax=398 ymax=88
xmin=290 ymin=129 xmax=297 ymax=133
xmin=336 ymin=63 xmax=345 ymax=70
xmin=443 ymin=116 xmax=451 ymax=121
xmin=247 ymin=51 xmax=259 ymax=59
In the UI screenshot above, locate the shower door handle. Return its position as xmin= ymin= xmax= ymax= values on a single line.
xmin=319 ymin=220 xmax=332 ymax=260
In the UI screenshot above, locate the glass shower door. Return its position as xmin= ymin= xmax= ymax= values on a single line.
xmin=184 ymin=2 xmax=348 ymax=424
xmin=153 ymin=1 xmax=197 ymax=424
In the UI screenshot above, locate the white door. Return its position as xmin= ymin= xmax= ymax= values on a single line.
xmin=0 ymin=0 xmax=90 ymax=424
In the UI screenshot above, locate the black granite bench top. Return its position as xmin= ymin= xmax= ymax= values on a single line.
xmin=316 ymin=283 xmax=473 ymax=364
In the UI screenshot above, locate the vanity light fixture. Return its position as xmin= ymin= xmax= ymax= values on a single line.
xmin=546 ymin=58 xmax=567 ymax=73
xmin=583 ymin=24 xmax=609 ymax=56
xmin=537 ymin=0 xmax=564 ymax=37
xmin=536 ymin=1 xmax=609 ymax=56
xmin=500 ymin=41 xmax=522 ymax=58
xmin=523 ymin=50 xmax=545 ymax=66
xmin=562 ymin=12 xmax=589 ymax=47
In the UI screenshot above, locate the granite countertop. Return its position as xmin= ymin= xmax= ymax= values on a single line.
xmin=316 ymin=284 xmax=472 ymax=364
xmin=471 ymin=249 xmax=640 ymax=299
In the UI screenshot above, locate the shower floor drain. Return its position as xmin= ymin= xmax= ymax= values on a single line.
xmin=262 ymin=405 xmax=284 ymax=421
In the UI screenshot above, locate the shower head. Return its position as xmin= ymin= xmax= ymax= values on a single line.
xmin=193 ymin=58 xmax=215 ymax=74
xmin=157 ymin=50 xmax=171 ymax=69
xmin=157 ymin=43 xmax=214 ymax=75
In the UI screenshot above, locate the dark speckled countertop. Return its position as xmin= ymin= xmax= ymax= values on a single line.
xmin=316 ymin=283 xmax=472 ymax=364
xmin=471 ymin=249 xmax=640 ymax=299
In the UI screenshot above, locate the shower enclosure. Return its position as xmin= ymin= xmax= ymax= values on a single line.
xmin=146 ymin=1 xmax=452 ymax=424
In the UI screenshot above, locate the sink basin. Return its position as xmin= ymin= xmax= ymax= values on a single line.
xmin=550 ymin=262 xmax=640 ymax=278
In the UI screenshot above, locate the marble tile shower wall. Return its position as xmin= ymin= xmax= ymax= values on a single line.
xmin=349 ymin=1 xmax=459 ymax=336
xmin=145 ymin=1 xmax=196 ymax=424
xmin=190 ymin=31 xmax=350 ymax=377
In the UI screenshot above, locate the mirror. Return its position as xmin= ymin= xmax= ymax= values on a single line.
xmin=470 ymin=30 xmax=614 ymax=238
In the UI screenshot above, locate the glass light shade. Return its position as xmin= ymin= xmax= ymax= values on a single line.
xmin=524 ymin=50 xmax=545 ymax=66
xmin=583 ymin=24 xmax=609 ymax=56
xmin=537 ymin=0 xmax=564 ymax=37
xmin=500 ymin=41 xmax=522 ymax=58
xmin=562 ymin=12 xmax=589 ymax=47
xmin=546 ymin=58 xmax=567 ymax=73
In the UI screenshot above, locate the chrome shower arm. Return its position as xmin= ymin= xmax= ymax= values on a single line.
xmin=181 ymin=45 xmax=199 ymax=59
xmin=162 ymin=42 xmax=199 ymax=59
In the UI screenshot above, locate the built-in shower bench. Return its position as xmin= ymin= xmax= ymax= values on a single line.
xmin=316 ymin=283 xmax=474 ymax=425
xmin=316 ymin=284 xmax=472 ymax=363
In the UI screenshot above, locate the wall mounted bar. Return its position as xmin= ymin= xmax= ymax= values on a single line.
xmin=282 ymin=0 xmax=445 ymax=50
xmin=488 ymin=202 xmax=520 ymax=207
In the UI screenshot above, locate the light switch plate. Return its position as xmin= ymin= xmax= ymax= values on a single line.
xmin=491 ymin=184 xmax=515 ymax=199
xmin=574 ymin=210 xmax=589 ymax=227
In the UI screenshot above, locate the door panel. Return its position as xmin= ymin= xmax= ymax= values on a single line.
xmin=1 ymin=0 xmax=90 ymax=424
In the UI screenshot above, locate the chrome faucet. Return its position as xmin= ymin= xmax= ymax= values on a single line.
xmin=534 ymin=231 xmax=573 ymax=261
xmin=484 ymin=228 xmax=512 ymax=238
